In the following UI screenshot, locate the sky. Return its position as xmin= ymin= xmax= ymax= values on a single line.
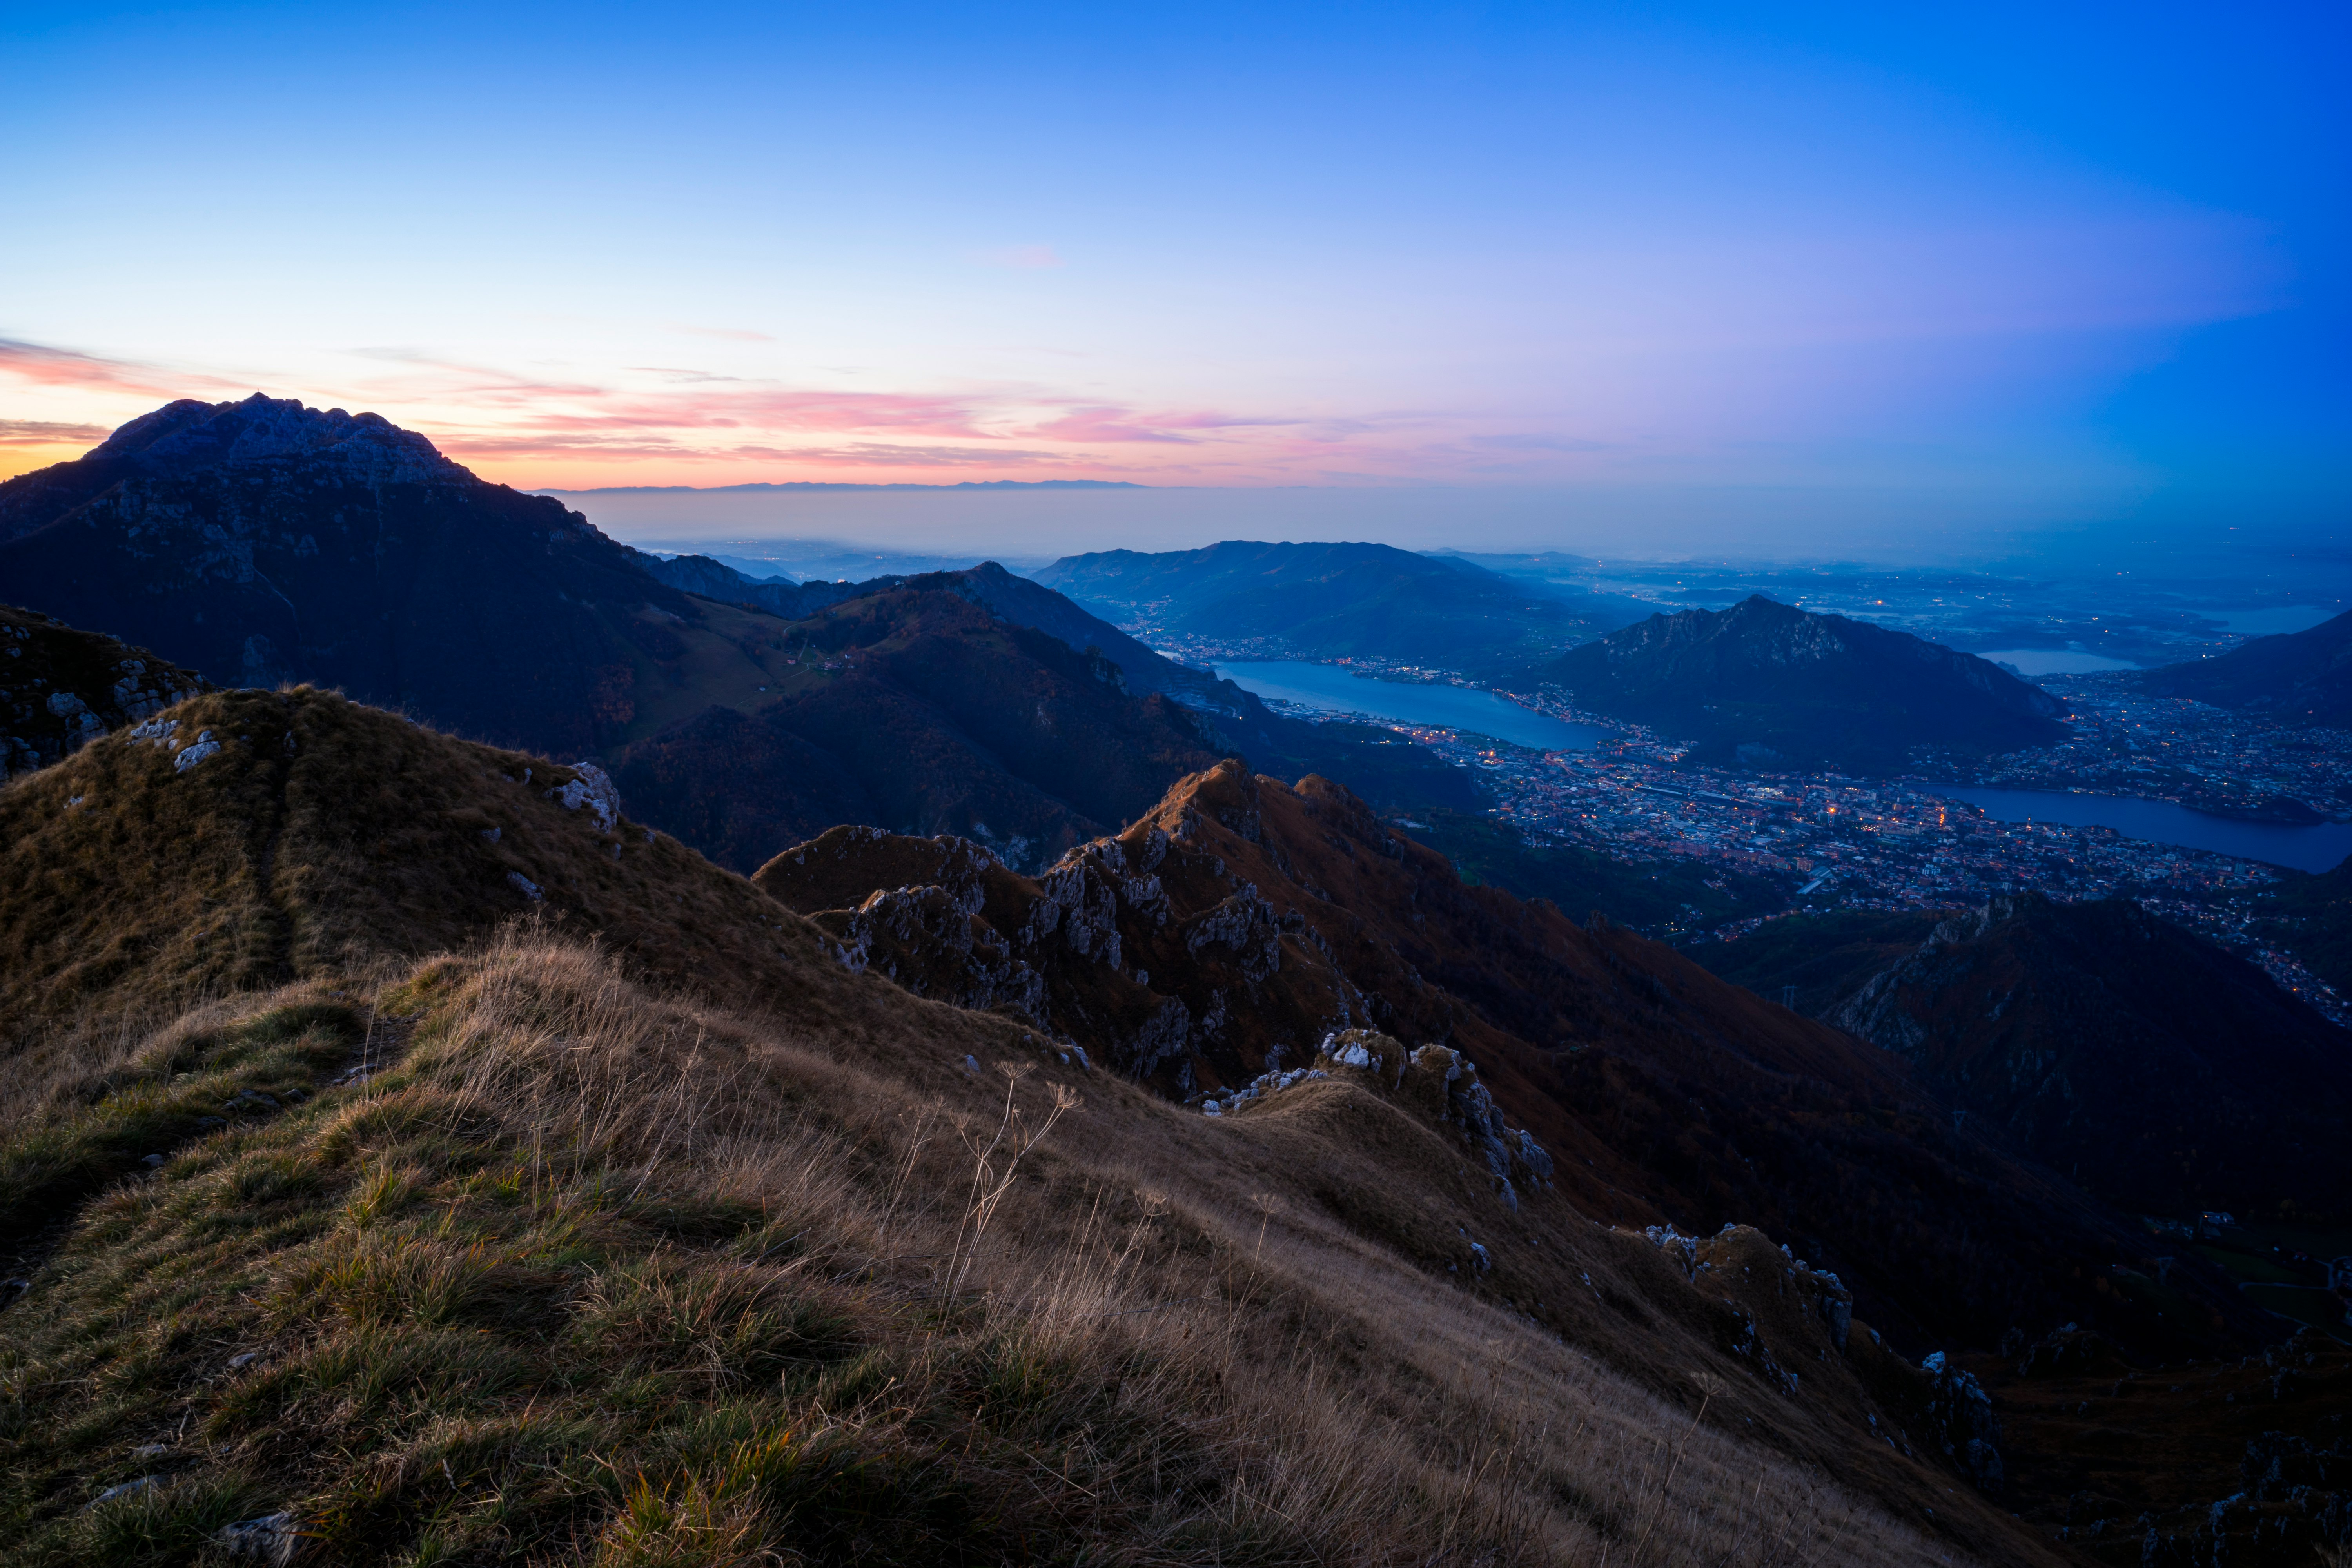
xmin=1 ymin=1 xmax=2344 ymax=564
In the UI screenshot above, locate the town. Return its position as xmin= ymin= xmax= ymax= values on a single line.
xmin=1199 ymin=658 xmax=2352 ymax=1024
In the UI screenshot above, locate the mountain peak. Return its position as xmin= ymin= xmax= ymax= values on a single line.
xmin=82 ymin=393 xmax=464 ymax=486
xmin=1533 ymin=594 xmax=2066 ymax=771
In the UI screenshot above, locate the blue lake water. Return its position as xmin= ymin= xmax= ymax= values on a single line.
xmin=1929 ymin=786 xmax=2352 ymax=873
xmin=1212 ymin=661 xmax=1606 ymax=751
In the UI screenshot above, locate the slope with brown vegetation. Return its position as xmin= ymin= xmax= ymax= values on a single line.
xmin=0 ymin=932 xmax=2027 ymax=1566
xmin=0 ymin=690 xmax=2059 ymax=1565
xmin=756 ymin=761 xmax=2260 ymax=1367
xmin=609 ymin=584 xmax=1233 ymax=873
xmin=1828 ymin=893 xmax=2352 ymax=1218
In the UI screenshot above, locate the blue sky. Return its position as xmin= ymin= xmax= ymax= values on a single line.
xmin=0 ymin=1 xmax=2342 ymax=563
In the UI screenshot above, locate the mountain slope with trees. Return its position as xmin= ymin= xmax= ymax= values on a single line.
xmin=2138 ymin=606 xmax=2352 ymax=724
xmin=1525 ymin=595 xmax=2069 ymax=771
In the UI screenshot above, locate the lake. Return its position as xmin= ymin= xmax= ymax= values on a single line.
xmin=1928 ymin=786 xmax=2352 ymax=873
xmin=1212 ymin=661 xmax=1606 ymax=751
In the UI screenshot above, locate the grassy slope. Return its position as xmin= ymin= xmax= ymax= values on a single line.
xmin=0 ymin=941 xmax=2020 ymax=1566
xmin=0 ymin=693 xmax=2055 ymax=1566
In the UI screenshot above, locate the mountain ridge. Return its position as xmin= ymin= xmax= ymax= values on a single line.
xmin=0 ymin=401 xmax=1485 ymax=878
xmin=1826 ymin=891 xmax=2352 ymax=1217
xmin=2139 ymin=606 xmax=2352 ymax=724
xmin=0 ymin=682 xmax=2076 ymax=1566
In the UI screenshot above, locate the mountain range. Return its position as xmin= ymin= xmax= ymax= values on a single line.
xmin=3 ymin=399 xmax=2349 ymax=1565
xmin=1527 ymin=595 xmax=2072 ymax=771
xmin=0 ymin=397 xmax=1479 ymax=873
xmin=0 ymin=688 xmax=2000 ymax=1559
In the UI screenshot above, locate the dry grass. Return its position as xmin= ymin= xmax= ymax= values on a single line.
xmin=0 ymin=929 xmax=1972 ymax=1566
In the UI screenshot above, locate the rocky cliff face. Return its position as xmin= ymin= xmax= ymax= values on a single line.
xmin=755 ymin=760 xmax=2258 ymax=1362
xmin=1828 ymin=892 xmax=2352 ymax=1217
xmin=0 ymin=605 xmax=208 ymax=780
xmin=1528 ymin=595 xmax=2069 ymax=771
xmin=0 ymin=395 xmax=703 ymax=756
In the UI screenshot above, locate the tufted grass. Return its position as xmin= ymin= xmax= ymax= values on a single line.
xmin=0 ymin=930 xmax=1956 ymax=1567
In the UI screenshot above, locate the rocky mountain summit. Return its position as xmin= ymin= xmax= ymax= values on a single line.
xmin=0 ymin=394 xmax=702 ymax=756
xmin=1827 ymin=891 xmax=2352 ymax=1217
xmin=2140 ymin=604 xmax=2352 ymax=726
xmin=0 ymin=604 xmax=207 ymax=780
xmin=1528 ymin=594 xmax=2069 ymax=771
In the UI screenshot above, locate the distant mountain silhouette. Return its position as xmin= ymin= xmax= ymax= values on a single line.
xmin=1827 ymin=893 xmax=2352 ymax=1217
xmin=0 ymin=395 xmax=702 ymax=757
xmin=1526 ymin=595 xmax=2068 ymax=771
xmin=1035 ymin=539 xmax=1638 ymax=670
xmin=0 ymin=401 xmax=1483 ymax=876
xmin=2139 ymin=607 xmax=2352 ymax=724
xmin=628 ymin=551 xmax=864 ymax=619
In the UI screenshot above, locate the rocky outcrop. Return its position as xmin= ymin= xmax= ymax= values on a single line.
xmin=750 ymin=757 xmax=2240 ymax=1391
xmin=1 ymin=605 xmax=208 ymax=779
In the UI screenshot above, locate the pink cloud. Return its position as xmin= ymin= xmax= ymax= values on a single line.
xmin=0 ymin=417 xmax=111 ymax=447
xmin=0 ymin=337 xmax=231 ymax=398
xmin=432 ymin=428 xmax=1066 ymax=469
xmin=1024 ymin=406 xmax=1302 ymax=444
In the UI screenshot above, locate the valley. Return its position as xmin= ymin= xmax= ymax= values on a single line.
xmin=1 ymin=399 xmax=2348 ymax=1566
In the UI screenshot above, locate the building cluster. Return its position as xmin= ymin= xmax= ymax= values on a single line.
xmin=1952 ymin=671 xmax=2352 ymax=823
xmin=1244 ymin=677 xmax=2352 ymax=1024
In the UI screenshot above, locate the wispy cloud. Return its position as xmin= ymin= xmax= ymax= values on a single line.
xmin=1025 ymin=407 xmax=1299 ymax=444
xmin=0 ymin=333 xmax=1552 ymax=488
xmin=759 ymin=442 xmax=1068 ymax=468
xmin=0 ymin=337 xmax=231 ymax=398
xmin=0 ymin=417 xmax=111 ymax=447
xmin=431 ymin=428 xmax=1067 ymax=469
